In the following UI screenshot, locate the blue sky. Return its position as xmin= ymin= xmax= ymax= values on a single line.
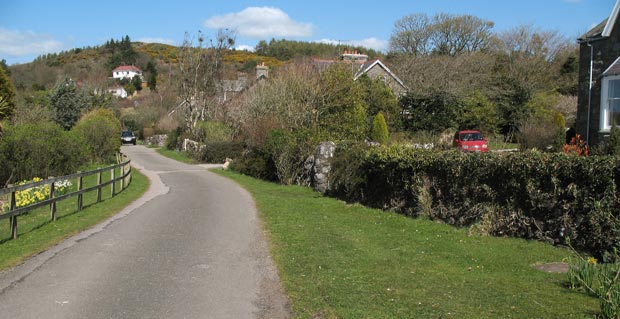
xmin=0 ymin=0 xmax=617 ymax=65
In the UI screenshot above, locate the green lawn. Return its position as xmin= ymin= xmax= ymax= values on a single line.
xmin=0 ymin=167 xmax=149 ymax=270
xmin=216 ymin=170 xmax=599 ymax=319
xmin=155 ymin=148 xmax=195 ymax=164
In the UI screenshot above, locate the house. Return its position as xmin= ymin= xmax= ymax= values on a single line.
xmin=220 ymin=64 xmax=269 ymax=102
xmin=312 ymin=50 xmax=407 ymax=96
xmin=112 ymin=65 xmax=143 ymax=81
xmin=576 ymin=0 xmax=620 ymax=145
xmin=107 ymin=86 xmax=128 ymax=98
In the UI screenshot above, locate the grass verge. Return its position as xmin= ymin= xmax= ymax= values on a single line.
xmin=215 ymin=170 xmax=599 ymax=319
xmin=155 ymin=148 xmax=195 ymax=164
xmin=0 ymin=167 xmax=149 ymax=270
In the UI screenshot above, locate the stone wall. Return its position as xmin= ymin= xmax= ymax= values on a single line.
xmin=308 ymin=142 xmax=336 ymax=193
xmin=146 ymin=134 xmax=168 ymax=147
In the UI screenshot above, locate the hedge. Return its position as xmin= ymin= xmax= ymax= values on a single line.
xmin=330 ymin=145 xmax=620 ymax=261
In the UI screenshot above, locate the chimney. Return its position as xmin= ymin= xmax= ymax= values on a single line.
xmin=256 ymin=62 xmax=268 ymax=79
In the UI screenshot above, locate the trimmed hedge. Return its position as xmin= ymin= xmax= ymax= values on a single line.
xmin=330 ymin=145 xmax=620 ymax=261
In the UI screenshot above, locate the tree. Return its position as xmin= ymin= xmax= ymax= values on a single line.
xmin=457 ymin=91 xmax=498 ymax=134
xmin=371 ymin=112 xmax=389 ymax=144
xmin=0 ymin=59 xmax=10 ymax=76
xmin=131 ymin=75 xmax=143 ymax=92
xmin=400 ymin=91 xmax=458 ymax=132
xmin=431 ymin=13 xmax=494 ymax=56
xmin=358 ymin=74 xmax=401 ymax=129
xmin=177 ymin=29 xmax=235 ymax=135
xmin=389 ymin=13 xmax=432 ymax=55
xmin=317 ymin=63 xmax=367 ymax=140
xmin=50 ymin=78 xmax=89 ymax=130
xmin=145 ymin=61 xmax=157 ymax=91
xmin=0 ymin=67 xmax=16 ymax=121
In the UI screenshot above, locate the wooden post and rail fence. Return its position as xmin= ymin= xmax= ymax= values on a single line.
xmin=0 ymin=154 xmax=132 ymax=240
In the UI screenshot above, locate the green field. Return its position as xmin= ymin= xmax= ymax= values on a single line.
xmin=216 ymin=170 xmax=599 ymax=319
xmin=0 ymin=167 xmax=149 ymax=270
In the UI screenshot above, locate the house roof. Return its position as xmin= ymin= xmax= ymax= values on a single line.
xmin=579 ymin=0 xmax=620 ymax=41
xmin=113 ymin=65 xmax=142 ymax=73
xmin=353 ymin=59 xmax=407 ymax=90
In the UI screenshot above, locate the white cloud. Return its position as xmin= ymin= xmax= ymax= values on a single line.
xmin=0 ymin=28 xmax=63 ymax=57
xmin=236 ymin=44 xmax=255 ymax=52
xmin=204 ymin=7 xmax=313 ymax=39
xmin=316 ymin=37 xmax=388 ymax=52
xmin=137 ymin=37 xmax=176 ymax=45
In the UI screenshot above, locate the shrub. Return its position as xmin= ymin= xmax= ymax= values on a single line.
xmin=194 ymin=121 xmax=234 ymax=144
xmin=264 ymin=129 xmax=322 ymax=185
xmin=518 ymin=115 xmax=565 ymax=152
xmin=0 ymin=122 xmax=86 ymax=184
xmin=197 ymin=142 xmax=244 ymax=163
xmin=142 ymin=127 xmax=155 ymax=140
xmin=73 ymin=108 xmax=121 ymax=163
xmin=370 ymin=112 xmax=389 ymax=144
xmin=230 ymin=148 xmax=277 ymax=181
xmin=166 ymin=126 xmax=183 ymax=150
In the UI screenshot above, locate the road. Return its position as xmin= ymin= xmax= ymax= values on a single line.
xmin=0 ymin=145 xmax=290 ymax=318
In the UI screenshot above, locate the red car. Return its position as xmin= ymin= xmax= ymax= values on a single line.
xmin=453 ymin=130 xmax=488 ymax=153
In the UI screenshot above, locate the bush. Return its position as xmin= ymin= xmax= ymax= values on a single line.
xmin=0 ymin=122 xmax=86 ymax=185
xmin=197 ymin=142 xmax=244 ymax=163
xmin=370 ymin=112 xmax=389 ymax=144
xmin=73 ymin=108 xmax=121 ymax=163
xmin=230 ymin=148 xmax=277 ymax=182
xmin=194 ymin=121 xmax=234 ymax=144
xmin=264 ymin=129 xmax=322 ymax=185
xmin=166 ymin=127 xmax=183 ymax=150
xmin=518 ymin=115 xmax=565 ymax=152
xmin=330 ymin=145 xmax=620 ymax=261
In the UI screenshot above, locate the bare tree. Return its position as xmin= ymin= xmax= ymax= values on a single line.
xmin=431 ymin=13 xmax=495 ymax=56
xmin=495 ymin=25 xmax=571 ymax=62
xmin=389 ymin=13 xmax=432 ymax=55
xmin=176 ymin=29 xmax=235 ymax=134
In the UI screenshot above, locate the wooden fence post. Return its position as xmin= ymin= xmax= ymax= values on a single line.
xmin=77 ymin=175 xmax=83 ymax=211
xmin=50 ymin=182 xmax=56 ymax=222
xmin=110 ymin=168 xmax=115 ymax=197
xmin=120 ymin=164 xmax=125 ymax=191
xmin=96 ymin=171 xmax=102 ymax=203
xmin=9 ymin=191 xmax=17 ymax=239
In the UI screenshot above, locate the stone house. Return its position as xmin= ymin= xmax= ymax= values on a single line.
xmin=312 ymin=50 xmax=407 ymax=96
xmin=577 ymin=0 xmax=620 ymax=145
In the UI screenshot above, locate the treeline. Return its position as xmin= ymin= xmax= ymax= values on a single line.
xmin=255 ymin=38 xmax=382 ymax=60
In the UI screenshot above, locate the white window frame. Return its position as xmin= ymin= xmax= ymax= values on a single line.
xmin=600 ymin=75 xmax=620 ymax=131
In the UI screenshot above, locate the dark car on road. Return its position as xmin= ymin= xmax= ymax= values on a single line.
xmin=121 ymin=130 xmax=136 ymax=145
xmin=453 ymin=130 xmax=488 ymax=153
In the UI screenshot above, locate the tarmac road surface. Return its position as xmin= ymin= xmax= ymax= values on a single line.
xmin=0 ymin=145 xmax=290 ymax=318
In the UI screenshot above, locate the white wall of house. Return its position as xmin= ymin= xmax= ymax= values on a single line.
xmin=112 ymin=70 xmax=142 ymax=80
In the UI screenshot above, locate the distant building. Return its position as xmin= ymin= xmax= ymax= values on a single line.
xmin=107 ymin=86 xmax=128 ymax=98
xmin=312 ymin=50 xmax=407 ymax=96
xmin=112 ymin=65 xmax=143 ymax=81
xmin=577 ymin=0 xmax=620 ymax=145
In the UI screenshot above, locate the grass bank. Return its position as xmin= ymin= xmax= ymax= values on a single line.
xmin=216 ymin=170 xmax=599 ymax=319
xmin=155 ymin=148 xmax=195 ymax=164
xmin=0 ymin=167 xmax=149 ymax=270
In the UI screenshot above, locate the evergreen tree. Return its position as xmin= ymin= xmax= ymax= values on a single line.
xmin=50 ymin=78 xmax=88 ymax=130
xmin=371 ymin=112 xmax=389 ymax=144
xmin=131 ymin=75 xmax=142 ymax=92
xmin=146 ymin=61 xmax=157 ymax=91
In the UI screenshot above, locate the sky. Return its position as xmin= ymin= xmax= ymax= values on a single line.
xmin=0 ymin=0 xmax=617 ymax=65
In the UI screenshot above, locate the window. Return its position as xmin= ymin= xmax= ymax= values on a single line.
xmin=600 ymin=75 xmax=620 ymax=131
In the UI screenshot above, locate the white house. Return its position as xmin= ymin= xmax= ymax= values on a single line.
xmin=107 ymin=86 xmax=128 ymax=98
xmin=112 ymin=65 xmax=143 ymax=80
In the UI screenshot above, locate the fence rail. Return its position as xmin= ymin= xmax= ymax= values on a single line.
xmin=0 ymin=155 xmax=132 ymax=240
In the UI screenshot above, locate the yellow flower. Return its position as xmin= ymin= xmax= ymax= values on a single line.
xmin=587 ymin=257 xmax=598 ymax=265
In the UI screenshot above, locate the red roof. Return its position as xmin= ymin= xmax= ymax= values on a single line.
xmin=113 ymin=65 xmax=142 ymax=73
